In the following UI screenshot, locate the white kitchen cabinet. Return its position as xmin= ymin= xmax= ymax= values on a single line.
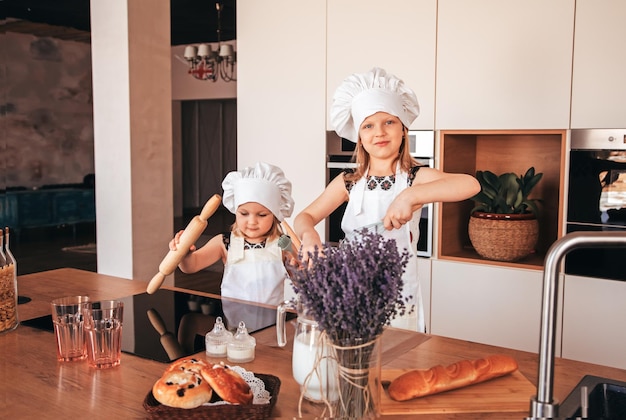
xmin=435 ymin=0 xmax=574 ymax=130
xmin=326 ymin=0 xmax=437 ymax=131
xmin=236 ymin=0 xmax=327 ymax=235
xmin=561 ymin=274 xmax=626 ymax=370
xmin=570 ymin=1 xmax=626 ymax=129
xmin=430 ymin=260 xmax=558 ymax=353
xmin=417 ymin=257 xmax=432 ymax=333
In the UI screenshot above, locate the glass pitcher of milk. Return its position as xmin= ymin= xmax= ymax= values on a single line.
xmin=276 ymin=298 xmax=338 ymax=403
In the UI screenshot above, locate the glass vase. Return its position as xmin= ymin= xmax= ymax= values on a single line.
xmin=329 ymin=336 xmax=381 ymax=419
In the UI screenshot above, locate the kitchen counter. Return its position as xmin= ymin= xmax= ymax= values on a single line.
xmin=3 ymin=268 xmax=626 ymax=418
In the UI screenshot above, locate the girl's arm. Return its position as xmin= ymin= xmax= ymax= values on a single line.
xmin=294 ymin=173 xmax=349 ymax=256
xmin=173 ymin=232 xmax=227 ymax=274
xmin=384 ymin=167 xmax=480 ymax=229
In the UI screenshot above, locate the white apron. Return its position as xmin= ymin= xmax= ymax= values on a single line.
xmin=341 ymin=166 xmax=425 ymax=332
xmin=221 ymin=234 xmax=288 ymax=330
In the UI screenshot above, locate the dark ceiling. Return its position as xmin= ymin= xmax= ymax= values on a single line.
xmin=4 ymin=0 xmax=236 ymax=45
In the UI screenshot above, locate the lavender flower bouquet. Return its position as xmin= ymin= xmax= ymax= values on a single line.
xmin=288 ymin=230 xmax=412 ymax=418
xmin=288 ymin=229 xmax=411 ymax=345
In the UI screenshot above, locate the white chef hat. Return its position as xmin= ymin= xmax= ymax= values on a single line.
xmin=330 ymin=67 xmax=420 ymax=142
xmin=221 ymin=162 xmax=294 ymax=222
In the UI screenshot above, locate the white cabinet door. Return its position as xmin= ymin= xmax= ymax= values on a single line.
xmin=570 ymin=1 xmax=626 ymax=129
xmin=237 ymin=0 xmax=327 ymax=234
xmin=562 ymin=274 xmax=626 ymax=370
xmin=436 ymin=0 xmax=574 ymax=130
xmin=431 ymin=260 xmax=551 ymax=353
xmin=417 ymin=257 xmax=432 ymax=333
xmin=326 ymin=0 xmax=437 ymax=131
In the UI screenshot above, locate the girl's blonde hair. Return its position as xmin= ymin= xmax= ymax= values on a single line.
xmin=344 ymin=126 xmax=418 ymax=183
xmin=230 ymin=217 xmax=282 ymax=241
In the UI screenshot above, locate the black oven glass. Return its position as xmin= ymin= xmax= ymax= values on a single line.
xmin=341 ymin=137 xmax=356 ymax=152
xmin=566 ymin=150 xmax=626 ymax=281
xmin=21 ymin=289 xmax=295 ymax=363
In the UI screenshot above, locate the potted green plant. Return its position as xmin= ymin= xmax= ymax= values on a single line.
xmin=468 ymin=167 xmax=543 ymax=262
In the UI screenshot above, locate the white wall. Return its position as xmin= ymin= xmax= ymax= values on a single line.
xmin=91 ymin=0 xmax=134 ymax=278
xmin=91 ymin=0 xmax=173 ymax=282
xmin=236 ymin=1 xmax=327 ymax=234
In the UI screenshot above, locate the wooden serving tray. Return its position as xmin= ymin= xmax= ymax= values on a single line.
xmin=380 ymin=369 xmax=536 ymax=415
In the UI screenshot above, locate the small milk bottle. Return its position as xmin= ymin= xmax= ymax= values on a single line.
xmin=227 ymin=321 xmax=256 ymax=363
xmin=205 ymin=316 xmax=233 ymax=357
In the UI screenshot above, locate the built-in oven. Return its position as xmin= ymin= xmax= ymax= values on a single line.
xmin=565 ymin=129 xmax=626 ymax=281
xmin=325 ymin=130 xmax=434 ymax=257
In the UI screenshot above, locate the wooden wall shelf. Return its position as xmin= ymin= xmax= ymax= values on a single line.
xmin=437 ymin=130 xmax=566 ymax=269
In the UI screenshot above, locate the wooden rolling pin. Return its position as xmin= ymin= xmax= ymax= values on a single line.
xmin=147 ymin=308 xmax=186 ymax=360
xmin=147 ymin=194 xmax=222 ymax=294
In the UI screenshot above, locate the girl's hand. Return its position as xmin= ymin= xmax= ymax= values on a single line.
xmin=384 ymin=194 xmax=423 ymax=230
xmin=169 ymin=230 xmax=197 ymax=252
xmin=299 ymin=230 xmax=323 ymax=263
xmin=283 ymin=249 xmax=301 ymax=271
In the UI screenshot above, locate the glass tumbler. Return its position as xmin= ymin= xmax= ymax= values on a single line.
xmin=50 ymin=296 xmax=90 ymax=361
xmin=84 ymin=300 xmax=124 ymax=369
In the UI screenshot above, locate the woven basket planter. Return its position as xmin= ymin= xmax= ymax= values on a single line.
xmin=468 ymin=212 xmax=539 ymax=262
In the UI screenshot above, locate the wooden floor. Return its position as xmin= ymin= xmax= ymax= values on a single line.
xmin=11 ymin=207 xmax=234 ymax=295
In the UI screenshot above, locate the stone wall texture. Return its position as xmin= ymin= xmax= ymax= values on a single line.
xmin=3 ymin=32 xmax=94 ymax=189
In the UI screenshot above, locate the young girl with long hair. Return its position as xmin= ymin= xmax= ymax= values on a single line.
xmin=294 ymin=68 xmax=480 ymax=332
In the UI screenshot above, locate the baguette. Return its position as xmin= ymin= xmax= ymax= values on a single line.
xmin=387 ymin=354 xmax=518 ymax=402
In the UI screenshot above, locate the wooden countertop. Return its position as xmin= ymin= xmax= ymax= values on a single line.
xmin=3 ymin=268 xmax=626 ymax=419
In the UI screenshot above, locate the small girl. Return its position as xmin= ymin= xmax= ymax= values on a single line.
xmin=294 ymin=68 xmax=481 ymax=332
xmin=171 ymin=162 xmax=295 ymax=314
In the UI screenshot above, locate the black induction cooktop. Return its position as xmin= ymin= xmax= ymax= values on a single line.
xmin=22 ymin=289 xmax=291 ymax=363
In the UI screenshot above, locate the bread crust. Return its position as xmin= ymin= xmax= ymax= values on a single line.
xmin=387 ymin=354 xmax=518 ymax=402
xmin=200 ymin=364 xmax=254 ymax=405
xmin=152 ymin=370 xmax=213 ymax=409
xmin=166 ymin=357 xmax=209 ymax=375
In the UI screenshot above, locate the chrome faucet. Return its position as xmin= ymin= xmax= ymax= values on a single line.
xmin=528 ymin=231 xmax=626 ymax=419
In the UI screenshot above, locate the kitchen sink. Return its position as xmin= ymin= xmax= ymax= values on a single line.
xmin=559 ymin=375 xmax=626 ymax=420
